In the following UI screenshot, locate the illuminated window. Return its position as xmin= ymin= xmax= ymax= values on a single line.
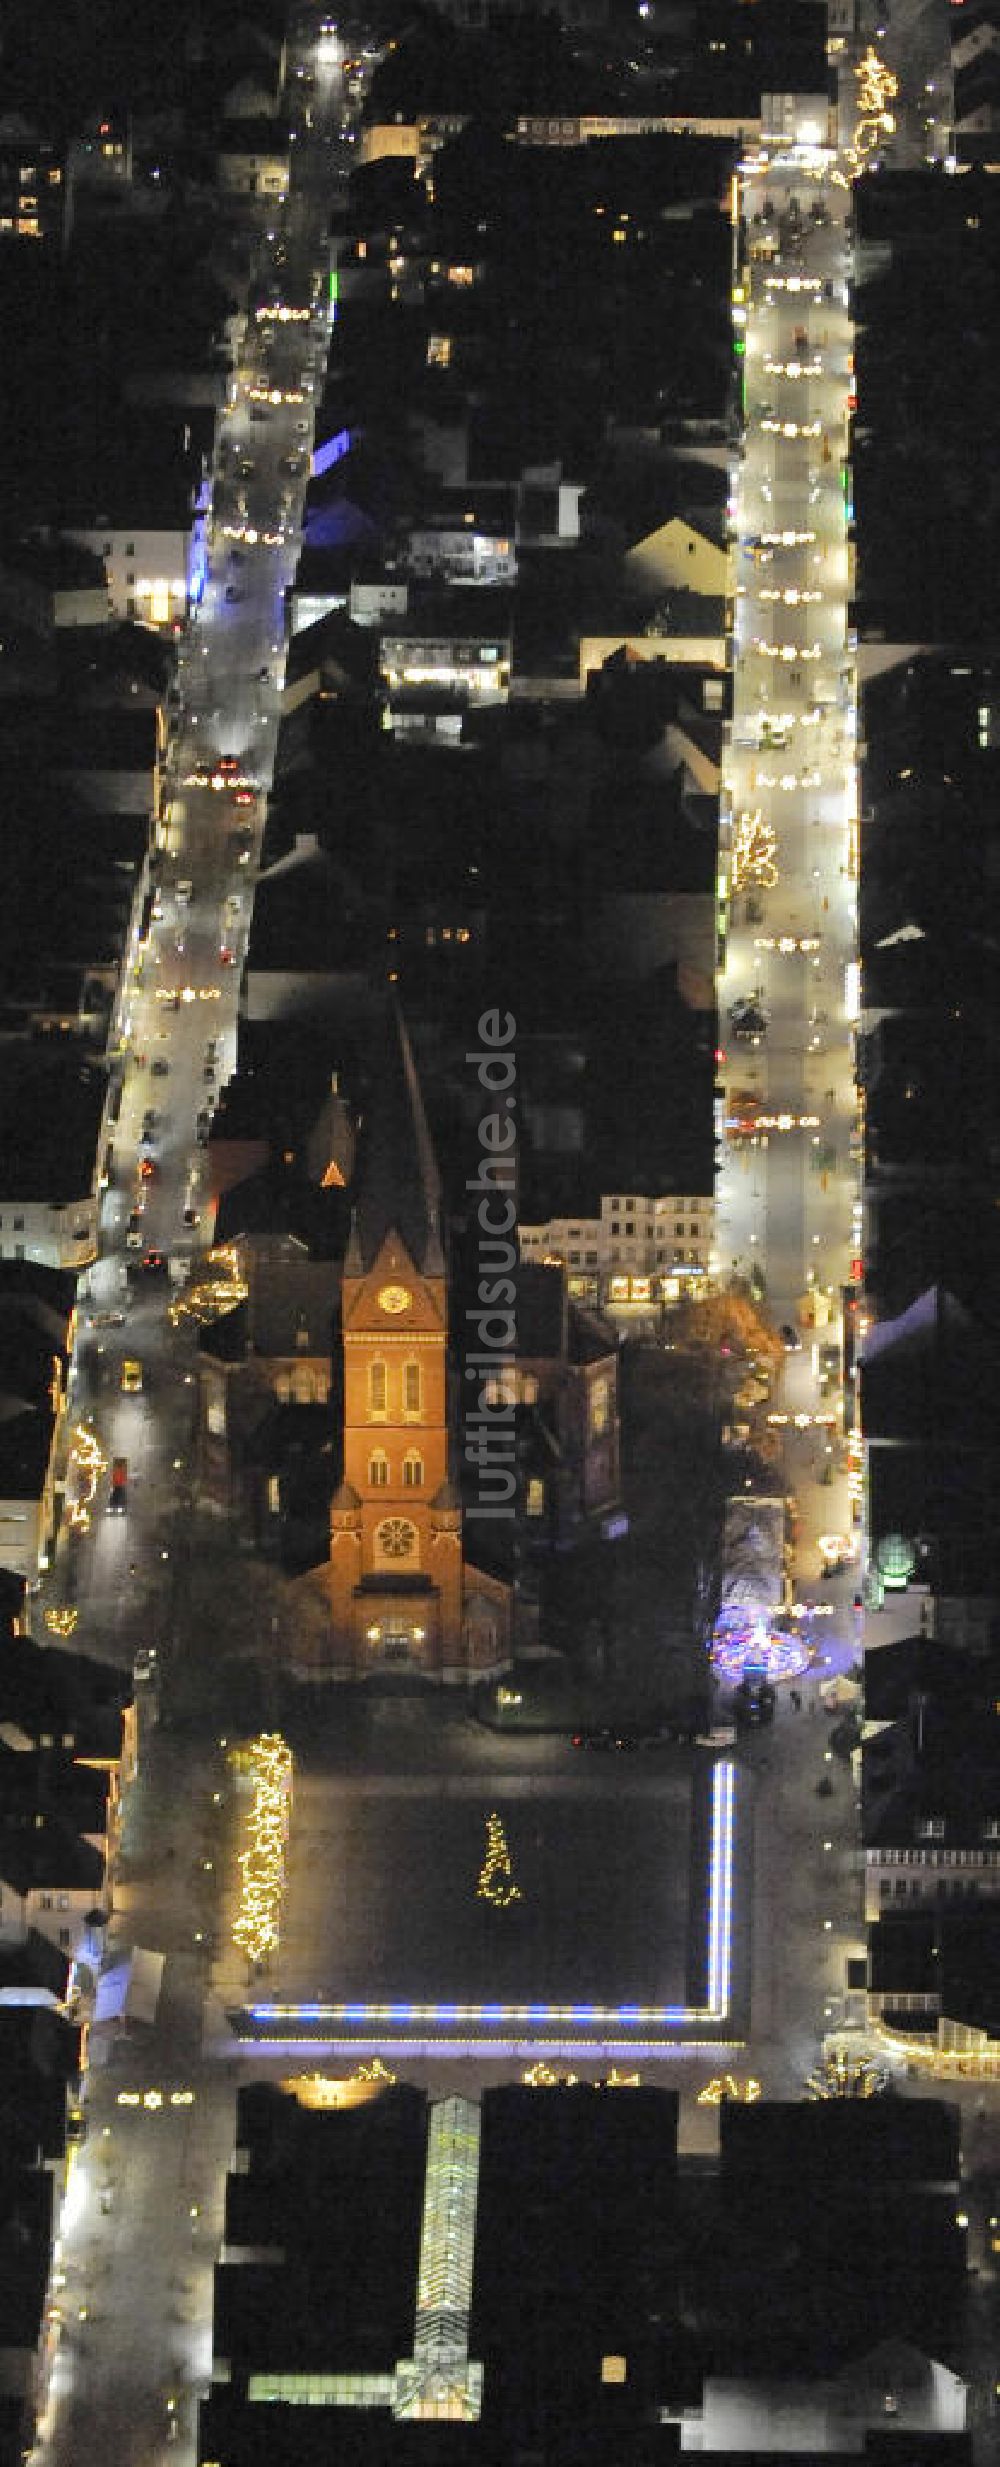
xmin=402 ymin=1450 xmax=424 ymax=1488
xmin=369 ymin=1359 xmax=387 ymax=1417
xmin=526 ymin=1478 xmax=545 ymax=1517
xmin=369 ymin=1449 xmax=389 ymax=1487
xmin=376 ymin=1516 xmax=417 ymax=1562
xmin=402 ymin=1360 xmax=421 ymax=1417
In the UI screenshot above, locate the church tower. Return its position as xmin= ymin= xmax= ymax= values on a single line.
xmin=326 ymin=1009 xmax=469 ymax=1680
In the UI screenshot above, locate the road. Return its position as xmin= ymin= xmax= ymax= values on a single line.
xmin=29 ymin=17 xmax=351 ymax=2464
xmin=719 ymin=153 xmax=861 ymax=1616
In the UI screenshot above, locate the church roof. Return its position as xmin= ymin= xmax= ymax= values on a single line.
xmin=345 ymin=1004 xmax=444 ymax=1280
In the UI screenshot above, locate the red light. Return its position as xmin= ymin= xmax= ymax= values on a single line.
xmin=851 ymin=1257 xmax=864 ymax=1282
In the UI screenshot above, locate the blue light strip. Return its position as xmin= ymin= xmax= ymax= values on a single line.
xmin=238 ymin=1761 xmax=737 ymax=2048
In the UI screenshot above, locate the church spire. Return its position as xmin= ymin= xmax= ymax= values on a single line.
xmin=345 ymin=1000 xmax=445 ymax=1280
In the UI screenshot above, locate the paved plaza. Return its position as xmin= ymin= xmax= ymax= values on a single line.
xmin=214 ymin=1739 xmax=746 ymax=2058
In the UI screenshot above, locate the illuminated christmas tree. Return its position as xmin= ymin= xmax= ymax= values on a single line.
xmin=477 ymin=1810 xmax=521 ymax=1909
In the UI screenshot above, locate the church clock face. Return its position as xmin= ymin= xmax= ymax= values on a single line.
xmin=378 ymin=1283 xmax=412 ymax=1315
xmin=378 ymin=1518 xmax=416 ymax=1560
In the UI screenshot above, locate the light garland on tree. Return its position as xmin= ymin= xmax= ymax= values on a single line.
xmin=477 ymin=1810 xmax=521 ymax=1909
xmin=66 ymin=1423 xmax=108 ymax=1532
xmin=232 ymin=1732 xmax=293 ymax=1967
xmin=847 ymin=48 xmax=898 ymax=175
xmin=806 ymin=2051 xmax=886 ymax=2099
xmin=169 ymin=1246 xmax=248 ymax=1329
xmin=731 ymin=808 xmax=779 ymax=892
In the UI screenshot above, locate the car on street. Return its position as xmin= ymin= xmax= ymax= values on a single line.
xmin=126 ymin=1219 xmax=144 ymax=1248
xmin=108 ymin=1457 xmax=128 ymax=1513
xmin=151 ymin=1057 xmax=169 ymax=1077
xmin=176 ymin=880 xmax=193 ymax=906
xmin=182 ymin=1206 xmax=201 ymax=1228
xmin=779 ymin=1323 xmax=802 ymax=1350
xmin=139 ymin=1156 xmax=157 ymax=1181
xmin=219 ymin=945 xmax=236 ymax=966
xmin=571 ymin=1728 xmax=639 ymax=1752
xmin=87 ymin=1310 xmax=125 ymax=1329
xmin=225 ymin=585 xmax=243 ymax=603
xmin=139 ymin=1250 xmax=168 ymax=1278
xmin=133 ymin=1646 xmax=158 ymax=1683
xmin=121 ymin=1358 xmax=143 ymax=1393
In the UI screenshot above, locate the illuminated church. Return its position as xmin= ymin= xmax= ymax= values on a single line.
xmin=322 ymin=1013 xmax=513 ymax=1685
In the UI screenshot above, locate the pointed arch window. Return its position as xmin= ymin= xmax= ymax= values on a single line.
xmin=402 ymin=1359 xmax=422 ymax=1418
xmin=369 ymin=1449 xmax=390 ymax=1488
xmin=402 ymin=1449 xmax=424 ymax=1489
xmin=369 ymin=1358 xmax=388 ymax=1418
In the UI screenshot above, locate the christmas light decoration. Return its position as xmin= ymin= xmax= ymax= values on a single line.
xmin=757 ymin=588 xmax=822 ymax=607
xmin=66 ymin=1423 xmax=108 ymax=1532
xmin=169 ymin=1246 xmax=248 ymax=1329
xmin=477 ymin=1811 xmax=521 ymax=1909
xmin=232 ymin=1732 xmax=293 ymax=1967
xmin=806 ymin=2051 xmax=885 ymax=2099
xmin=846 ymin=48 xmax=898 ymax=175
xmin=523 ymin=2063 xmax=578 ymax=2086
xmin=697 ymin=2074 xmax=761 ymax=2104
xmin=732 ymin=808 xmax=778 ymax=892
xmin=44 ymin=1607 xmax=79 ymax=1638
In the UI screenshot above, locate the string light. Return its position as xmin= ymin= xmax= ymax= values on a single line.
xmin=846 ymin=48 xmax=898 ymax=175
xmin=806 ymin=2051 xmax=885 ymax=2099
xmin=476 ymin=1811 xmax=522 ymax=1909
xmin=232 ymin=1732 xmax=293 ymax=1967
xmin=732 ymin=808 xmax=778 ymax=891
xmin=44 ymin=1607 xmax=79 ymax=1637
xmin=66 ymin=1423 xmax=108 ymax=1532
xmin=169 ymin=1246 xmax=248 ymax=1328
xmin=523 ymin=2062 xmax=577 ymax=2086
xmin=697 ymin=2074 xmax=762 ymax=2104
